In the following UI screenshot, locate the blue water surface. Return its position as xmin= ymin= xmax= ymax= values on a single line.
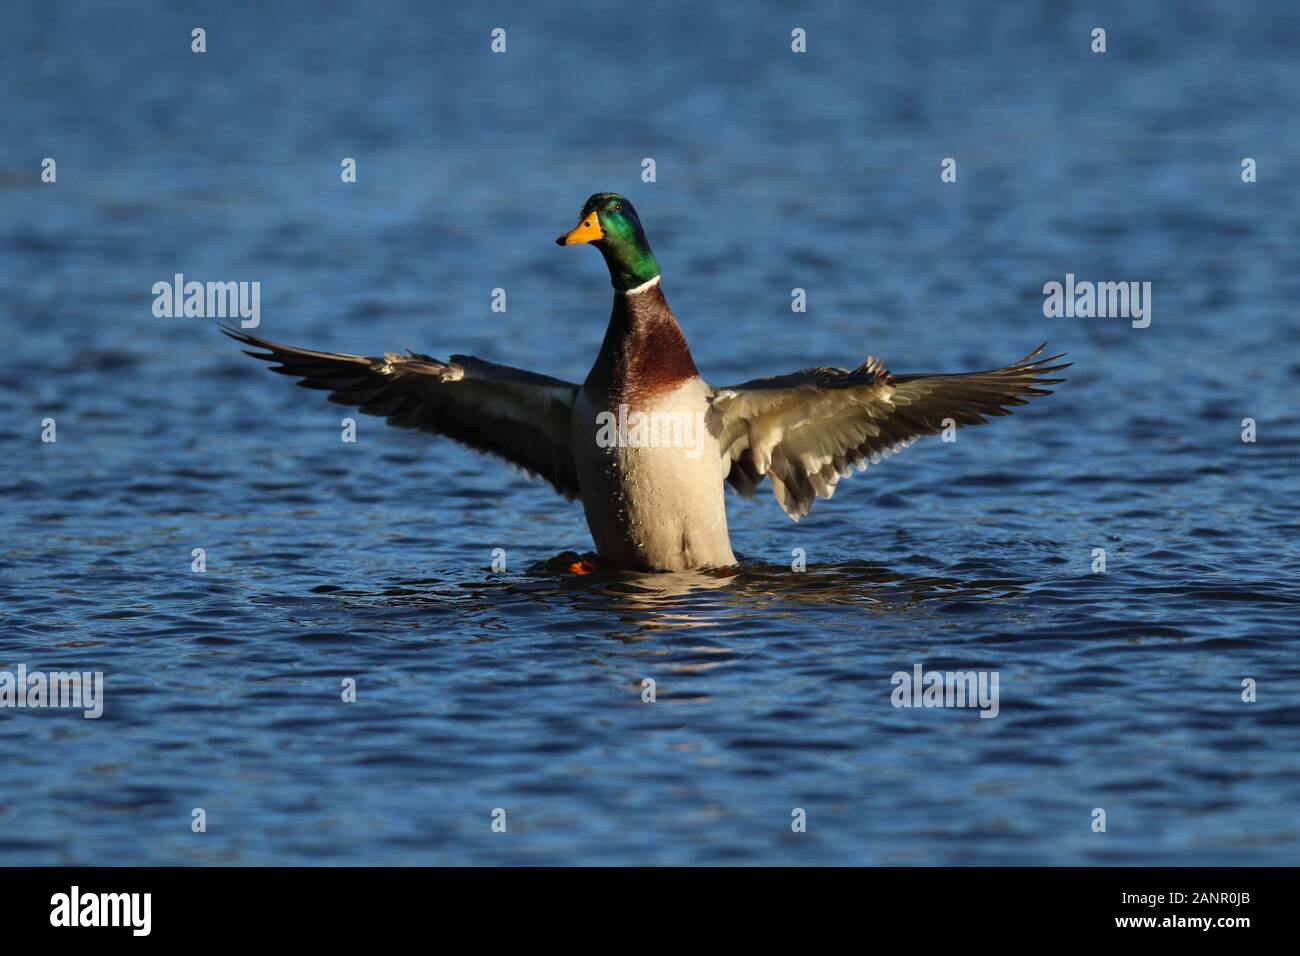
xmin=1 ymin=0 xmax=1298 ymax=865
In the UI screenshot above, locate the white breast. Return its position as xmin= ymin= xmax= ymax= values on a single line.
xmin=572 ymin=378 xmax=737 ymax=571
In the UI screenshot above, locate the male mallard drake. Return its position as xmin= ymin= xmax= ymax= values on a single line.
xmin=226 ymin=193 xmax=1068 ymax=572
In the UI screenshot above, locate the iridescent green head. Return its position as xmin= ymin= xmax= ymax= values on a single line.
xmin=555 ymin=193 xmax=661 ymax=292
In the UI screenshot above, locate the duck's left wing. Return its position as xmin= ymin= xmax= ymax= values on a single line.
xmin=708 ymin=345 xmax=1069 ymax=520
xmin=225 ymin=329 xmax=581 ymax=499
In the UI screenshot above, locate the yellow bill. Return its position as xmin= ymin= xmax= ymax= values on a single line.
xmin=556 ymin=212 xmax=604 ymax=245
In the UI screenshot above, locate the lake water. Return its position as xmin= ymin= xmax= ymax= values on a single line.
xmin=1 ymin=0 xmax=1297 ymax=865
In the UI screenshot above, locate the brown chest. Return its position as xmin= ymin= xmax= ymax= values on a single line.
xmin=583 ymin=283 xmax=700 ymax=409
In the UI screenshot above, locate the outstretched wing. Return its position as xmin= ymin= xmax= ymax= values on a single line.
xmin=708 ymin=345 xmax=1069 ymax=520
xmin=225 ymin=328 xmax=581 ymax=499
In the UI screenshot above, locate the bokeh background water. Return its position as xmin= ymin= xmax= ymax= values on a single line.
xmin=1 ymin=0 xmax=1297 ymax=865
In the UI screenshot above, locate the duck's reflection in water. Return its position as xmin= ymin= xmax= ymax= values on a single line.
xmin=506 ymin=552 xmax=1031 ymax=644
xmin=352 ymin=553 xmax=1028 ymax=647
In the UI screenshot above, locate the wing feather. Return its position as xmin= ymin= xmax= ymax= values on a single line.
xmin=708 ymin=346 xmax=1068 ymax=519
xmin=225 ymin=328 xmax=580 ymax=499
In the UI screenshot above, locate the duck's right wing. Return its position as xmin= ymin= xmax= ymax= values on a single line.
xmin=225 ymin=329 xmax=581 ymax=499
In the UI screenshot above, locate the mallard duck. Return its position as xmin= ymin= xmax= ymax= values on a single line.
xmin=226 ymin=193 xmax=1068 ymax=572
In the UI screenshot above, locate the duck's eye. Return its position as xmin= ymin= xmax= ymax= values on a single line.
xmin=613 ymin=203 xmax=622 ymax=211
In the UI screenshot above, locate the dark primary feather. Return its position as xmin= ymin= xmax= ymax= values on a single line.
xmin=888 ymin=345 xmax=1069 ymax=428
xmin=709 ymin=345 xmax=1070 ymax=519
xmin=224 ymin=328 xmax=581 ymax=499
